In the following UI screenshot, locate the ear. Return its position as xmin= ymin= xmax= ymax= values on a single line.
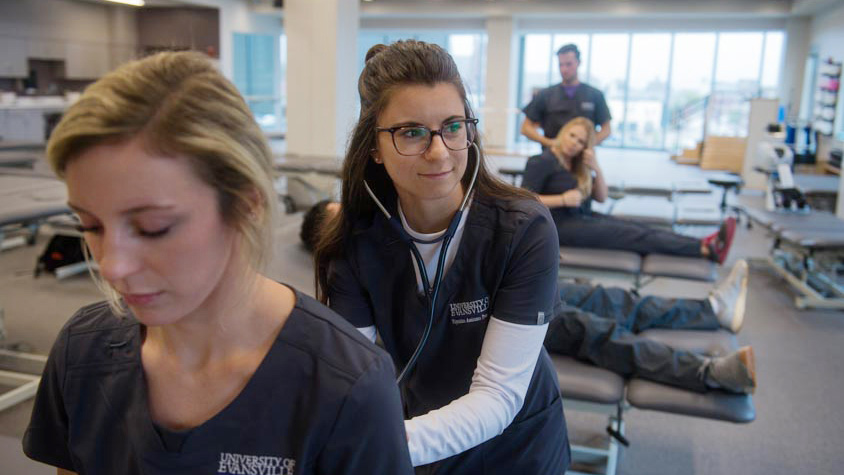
xmin=371 ymin=148 xmax=382 ymax=164
xmin=245 ymin=186 xmax=265 ymax=220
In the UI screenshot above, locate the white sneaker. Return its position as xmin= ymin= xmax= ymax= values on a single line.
xmin=710 ymin=259 xmax=749 ymax=333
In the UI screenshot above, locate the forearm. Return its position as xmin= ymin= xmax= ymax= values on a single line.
xmin=537 ymin=190 xmax=581 ymax=208
xmin=404 ymin=318 xmax=548 ymax=466
xmin=595 ymin=122 xmax=611 ymax=145
xmin=521 ymin=120 xmax=554 ymax=148
xmin=591 ymin=168 xmax=609 ymax=203
xmin=537 ymin=193 xmax=565 ymax=208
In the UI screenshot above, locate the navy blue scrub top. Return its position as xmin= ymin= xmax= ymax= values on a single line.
xmin=327 ymin=195 xmax=567 ymax=466
xmin=522 ymin=149 xmax=593 ymax=222
xmin=522 ymin=82 xmax=611 ymax=140
xmin=23 ymin=290 xmax=414 ymax=475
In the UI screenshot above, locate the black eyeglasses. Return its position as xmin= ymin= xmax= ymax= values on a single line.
xmin=376 ymin=118 xmax=478 ymax=156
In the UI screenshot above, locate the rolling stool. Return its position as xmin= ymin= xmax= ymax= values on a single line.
xmin=707 ymin=174 xmax=744 ymax=224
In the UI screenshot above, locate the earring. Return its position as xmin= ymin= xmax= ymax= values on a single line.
xmin=371 ymin=148 xmax=382 ymax=164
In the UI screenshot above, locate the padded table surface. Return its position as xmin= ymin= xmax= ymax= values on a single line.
xmin=641 ymin=254 xmax=717 ymax=282
xmin=626 ymin=329 xmax=755 ymax=423
xmin=794 ymin=173 xmax=839 ymax=195
xmin=0 ymin=175 xmax=69 ymax=227
xmin=610 ymin=196 xmax=676 ymax=225
xmin=0 ymin=151 xmax=41 ymax=167
xmin=779 ymin=228 xmax=844 ymax=248
xmin=674 ymin=180 xmax=714 ymax=194
xmin=273 ymin=155 xmax=342 ymax=176
xmin=743 ymin=207 xmax=844 ymax=233
xmin=552 ymin=354 xmax=625 ymax=405
xmin=619 ymin=180 xmax=673 ymax=196
xmin=560 ymin=247 xmax=641 ymax=273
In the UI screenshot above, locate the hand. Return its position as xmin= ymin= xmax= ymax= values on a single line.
xmin=582 ymin=149 xmax=598 ymax=171
xmin=561 ymin=189 xmax=583 ymax=207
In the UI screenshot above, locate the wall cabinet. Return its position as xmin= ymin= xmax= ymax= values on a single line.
xmin=0 ymin=37 xmax=28 ymax=77
xmin=28 ymin=39 xmax=65 ymax=60
xmin=65 ymin=42 xmax=110 ymax=79
xmin=109 ymin=45 xmax=137 ymax=70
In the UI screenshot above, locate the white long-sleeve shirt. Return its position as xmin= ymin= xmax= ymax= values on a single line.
xmin=355 ymin=201 xmax=549 ymax=466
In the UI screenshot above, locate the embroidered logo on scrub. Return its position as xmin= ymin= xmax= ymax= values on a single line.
xmin=581 ymin=101 xmax=595 ymax=111
xmin=217 ymin=452 xmax=295 ymax=474
xmin=449 ymin=296 xmax=490 ymax=325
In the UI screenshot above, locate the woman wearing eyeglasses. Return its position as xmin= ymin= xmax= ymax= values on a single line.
xmin=313 ymin=40 xmax=570 ymax=474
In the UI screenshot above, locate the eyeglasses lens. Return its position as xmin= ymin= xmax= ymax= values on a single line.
xmin=394 ymin=121 xmax=475 ymax=155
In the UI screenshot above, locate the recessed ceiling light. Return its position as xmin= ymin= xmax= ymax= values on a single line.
xmin=103 ymin=0 xmax=145 ymax=6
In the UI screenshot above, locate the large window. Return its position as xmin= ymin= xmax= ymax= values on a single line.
xmin=666 ymin=33 xmax=716 ymax=152
xmin=626 ymin=33 xmax=671 ymax=149
xmin=709 ymin=33 xmax=765 ymax=137
xmin=233 ymin=33 xmax=285 ymax=135
xmin=516 ymin=30 xmax=785 ymax=151
xmin=358 ymin=32 xmax=487 ymax=117
xmin=588 ymin=34 xmax=629 ymax=147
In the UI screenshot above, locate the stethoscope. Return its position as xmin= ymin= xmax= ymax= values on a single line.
xmin=364 ymin=142 xmax=481 ymax=384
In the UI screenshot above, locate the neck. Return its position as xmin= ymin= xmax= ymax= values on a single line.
xmin=398 ymin=188 xmax=464 ymax=234
xmin=551 ymin=148 xmax=573 ymax=170
xmin=562 ymin=78 xmax=580 ymax=86
xmin=144 ymin=269 xmax=289 ymax=369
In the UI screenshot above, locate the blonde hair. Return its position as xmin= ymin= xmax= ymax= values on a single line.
xmin=551 ymin=117 xmax=596 ymax=198
xmin=47 ymin=51 xmax=276 ymax=311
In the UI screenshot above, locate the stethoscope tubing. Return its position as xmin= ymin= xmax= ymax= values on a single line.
xmin=364 ymin=142 xmax=481 ymax=384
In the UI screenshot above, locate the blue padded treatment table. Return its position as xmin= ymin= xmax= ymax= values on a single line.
xmin=778 ymin=228 xmax=844 ymax=249
xmin=741 ymin=204 xmax=844 ymax=309
xmin=742 ymin=207 xmax=844 ymax=233
xmin=674 ymin=193 xmax=723 ymax=226
xmin=0 ymin=151 xmax=41 ymax=168
xmin=609 ymin=195 xmax=676 ymax=226
xmin=0 ymin=175 xmax=69 ymax=228
xmin=616 ymin=179 xmax=673 ymax=197
xmin=793 ymin=173 xmax=839 ymax=197
xmin=273 ymin=154 xmax=342 ymax=176
xmin=559 ymin=247 xmax=716 ymax=290
xmin=553 ymin=329 xmax=754 ymax=475
xmin=625 ymin=329 xmax=755 ymax=423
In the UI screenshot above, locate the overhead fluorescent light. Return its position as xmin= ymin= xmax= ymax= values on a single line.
xmin=103 ymin=0 xmax=145 ymax=7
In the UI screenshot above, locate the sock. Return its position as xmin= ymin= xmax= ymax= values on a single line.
xmin=703 ymin=347 xmax=755 ymax=394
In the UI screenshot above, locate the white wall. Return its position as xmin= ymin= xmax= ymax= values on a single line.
xmin=0 ymin=0 xmax=139 ymax=70
xmin=0 ymin=0 xmax=131 ymax=44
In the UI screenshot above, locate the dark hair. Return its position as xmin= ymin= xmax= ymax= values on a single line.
xmin=556 ymin=44 xmax=580 ymax=61
xmin=313 ymin=40 xmax=534 ymax=303
xmin=300 ymin=200 xmax=333 ymax=253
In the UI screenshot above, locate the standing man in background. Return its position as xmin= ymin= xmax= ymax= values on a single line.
xmin=521 ymin=44 xmax=612 ymax=148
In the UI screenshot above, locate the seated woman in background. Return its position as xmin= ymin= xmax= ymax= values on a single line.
xmin=521 ymin=117 xmax=736 ymax=264
xmin=22 ymin=52 xmax=413 ymax=475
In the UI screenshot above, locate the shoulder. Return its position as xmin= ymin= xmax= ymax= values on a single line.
xmin=538 ymin=84 xmax=558 ymax=97
xmin=531 ymin=84 xmax=559 ymax=103
xmin=282 ymin=289 xmax=394 ymax=383
xmin=55 ymin=302 xmax=140 ymax=369
xmin=581 ymin=83 xmax=607 ymax=98
xmin=526 ymin=150 xmax=558 ymax=167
